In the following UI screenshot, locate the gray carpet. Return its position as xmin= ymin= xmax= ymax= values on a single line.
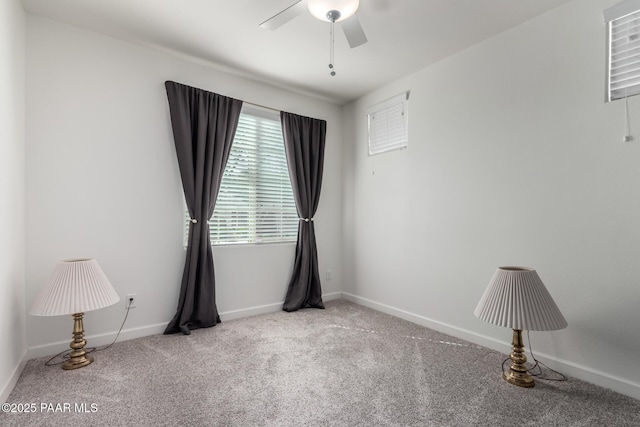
xmin=2 ymin=299 xmax=639 ymax=426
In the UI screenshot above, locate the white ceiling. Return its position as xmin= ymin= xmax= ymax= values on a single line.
xmin=22 ymin=0 xmax=574 ymax=104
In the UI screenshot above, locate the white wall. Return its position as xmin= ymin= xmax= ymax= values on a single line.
xmin=22 ymin=0 xmax=640 ymax=402
xmin=343 ymin=0 xmax=640 ymax=399
xmin=0 ymin=0 xmax=26 ymax=402
xmin=25 ymin=15 xmax=343 ymax=355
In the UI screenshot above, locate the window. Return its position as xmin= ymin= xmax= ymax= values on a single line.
xmin=186 ymin=107 xmax=298 ymax=246
xmin=367 ymin=91 xmax=409 ymax=155
xmin=605 ymin=0 xmax=640 ymax=101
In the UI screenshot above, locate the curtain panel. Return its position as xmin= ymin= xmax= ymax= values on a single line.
xmin=280 ymin=111 xmax=327 ymax=312
xmin=164 ymin=81 xmax=243 ymax=335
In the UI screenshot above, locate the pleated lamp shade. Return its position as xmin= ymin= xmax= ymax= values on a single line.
xmin=474 ymin=266 xmax=567 ymax=331
xmin=30 ymin=259 xmax=120 ymax=316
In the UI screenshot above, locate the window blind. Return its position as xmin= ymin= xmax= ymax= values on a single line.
xmin=606 ymin=0 xmax=640 ymax=100
xmin=185 ymin=107 xmax=298 ymax=246
xmin=367 ymin=91 xmax=409 ymax=155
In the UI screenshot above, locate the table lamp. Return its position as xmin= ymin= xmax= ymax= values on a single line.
xmin=30 ymin=259 xmax=120 ymax=370
xmin=474 ymin=266 xmax=567 ymax=387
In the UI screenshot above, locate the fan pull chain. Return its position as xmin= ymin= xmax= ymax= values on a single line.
xmin=329 ymin=20 xmax=336 ymax=76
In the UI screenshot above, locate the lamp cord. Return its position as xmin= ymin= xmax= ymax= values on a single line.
xmin=44 ymin=300 xmax=133 ymax=367
xmin=500 ymin=331 xmax=567 ymax=382
xmin=525 ymin=330 xmax=567 ymax=381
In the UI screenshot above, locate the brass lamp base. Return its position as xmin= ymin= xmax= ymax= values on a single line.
xmin=503 ymin=329 xmax=534 ymax=388
xmin=63 ymin=313 xmax=94 ymax=370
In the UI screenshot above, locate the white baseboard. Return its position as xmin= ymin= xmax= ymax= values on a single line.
xmin=322 ymin=291 xmax=343 ymax=302
xmin=1 ymin=351 xmax=28 ymax=403
xmin=26 ymin=322 xmax=168 ymax=360
xmin=219 ymin=302 xmax=283 ymax=321
xmin=342 ymin=292 xmax=640 ymax=401
xmin=220 ymin=291 xmax=342 ymax=321
xmin=26 ymin=291 xmax=344 ymax=360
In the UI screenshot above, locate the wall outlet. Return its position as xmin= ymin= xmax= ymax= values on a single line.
xmin=326 ymin=270 xmax=333 ymax=281
xmin=125 ymin=293 xmax=137 ymax=309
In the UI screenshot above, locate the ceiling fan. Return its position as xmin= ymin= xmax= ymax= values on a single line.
xmin=260 ymin=0 xmax=368 ymax=49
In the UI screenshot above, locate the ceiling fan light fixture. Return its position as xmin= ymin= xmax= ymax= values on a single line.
xmin=307 ymin=0 xmax=359 ymax=23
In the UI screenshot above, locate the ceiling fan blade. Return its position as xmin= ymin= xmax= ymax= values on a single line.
xmin=341 ymin=14 xmax=368 ymax=48
xmin=259 ymin=0 xmax=308 ymax=30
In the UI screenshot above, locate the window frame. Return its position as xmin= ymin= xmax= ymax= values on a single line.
xmin=605 ymin=0 xmax=640 ymax=102
xmin=184 ymin=105 xmax=298 ymax=247
xmin=367 ymin=91 xmax=410 ymax=156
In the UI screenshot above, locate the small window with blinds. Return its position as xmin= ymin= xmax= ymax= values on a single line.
xmin=185 ymin=107 xmax=298 ymax=246
xmin=367 ymin=91 xmax=409 ymax=155
xmin=605 ymin=1 xmax=640 ymax=101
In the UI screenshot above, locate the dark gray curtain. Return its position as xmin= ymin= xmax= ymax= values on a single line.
xmin=164 ymin=81 xmax=242 ymax=335
xmin=280 ymin=111 xmax=327 ymax=312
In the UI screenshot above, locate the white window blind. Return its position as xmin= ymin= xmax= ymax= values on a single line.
xmin=185 ymin=107 xmax=298 ymax=246
xmin=606 ymin=0 xmax=640 ymax=101
xmin=367 ymin=91 xmax=409 ymax=155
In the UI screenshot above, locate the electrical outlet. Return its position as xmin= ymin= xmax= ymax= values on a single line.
xmin=326 ymin=270 xmax=333 ymax=281
xmin=126 ymin=293 xmax=137 ymax=309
